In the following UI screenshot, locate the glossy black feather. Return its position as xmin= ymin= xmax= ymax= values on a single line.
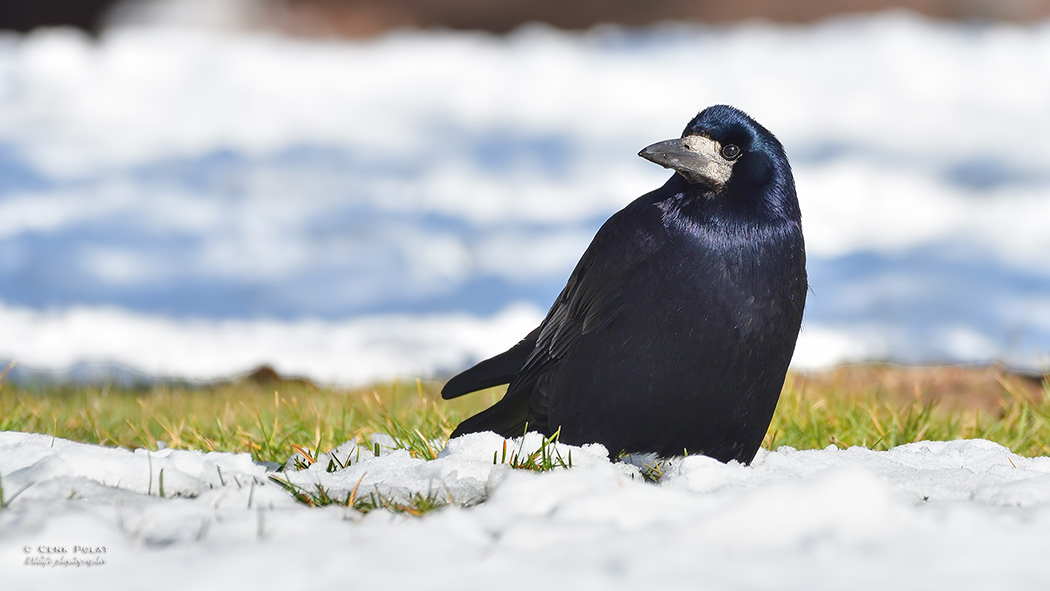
xmin=446 ymin=105 xmax=807 ymax=464
xmin=441 ymin=327 xmax=539 ymax=399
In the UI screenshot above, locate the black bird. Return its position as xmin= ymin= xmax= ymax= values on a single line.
xmin=442 ymin=105 xmax=806 ymax=464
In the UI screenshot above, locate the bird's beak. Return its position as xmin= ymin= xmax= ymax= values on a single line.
xmin=638 ymin=137 xmax=730 ymax=187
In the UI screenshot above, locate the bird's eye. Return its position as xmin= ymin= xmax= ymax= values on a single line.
xmin=721 ymin=144 xmax=742 ymax=160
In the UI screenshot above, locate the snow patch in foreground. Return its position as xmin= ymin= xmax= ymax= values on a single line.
xmin=4 ymin=432 xmax=1050 ymax=588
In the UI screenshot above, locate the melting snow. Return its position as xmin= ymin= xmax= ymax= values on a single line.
xmin=4 ymin=431 xmax=1050 ymax=588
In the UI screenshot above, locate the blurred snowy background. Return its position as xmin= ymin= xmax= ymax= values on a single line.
xmin=1 ymin=0 xmax=1049 ymax=384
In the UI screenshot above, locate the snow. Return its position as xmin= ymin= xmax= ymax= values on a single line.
xmin=2 ymin=14 xmax=1050 ymax=382
xmin=0 ymin=300 xmax=542 ymax=384
xmin=5 ymin=14 xmax=1050 ymax=584
xmin=4 ymin=431 xmax=1050 ymax=588
xmin=5 ymin=11 xmax=1050 ymax=586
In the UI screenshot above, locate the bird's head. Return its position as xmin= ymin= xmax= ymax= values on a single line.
xmin=638 ymin=105 xmax=787 ymax=196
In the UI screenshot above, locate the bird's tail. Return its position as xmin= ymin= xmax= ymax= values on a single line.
xmin=450 ymin=386 xmax=531 ymax=438
xmin=441 ymin=327 xmax=539 ymax=399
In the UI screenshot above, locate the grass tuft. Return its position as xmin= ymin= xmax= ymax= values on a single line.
xmin=492 ymin=426 xmax=572 ymax=471
xmin=268 ymin=474 xmax=447 ymax=515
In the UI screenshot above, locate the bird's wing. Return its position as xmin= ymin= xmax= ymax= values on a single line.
xmin=513 ymin=201 xmax=668 ymax=426
xmin=450 ymin=204 xmax=666 ymax=439
xmin=441 ymin=327 xmax=540 ymax=399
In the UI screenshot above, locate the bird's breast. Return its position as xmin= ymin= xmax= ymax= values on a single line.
xmin=636 ymin=225 xmax=805 ymax=344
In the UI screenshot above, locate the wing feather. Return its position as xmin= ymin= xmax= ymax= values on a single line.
xmin=511 ymin=204 xmax=668 ymax=432
xmin=441 ymin=327 xmax=540 ymax=399
xmin=448 ymin=193 xmax=669 ymax=438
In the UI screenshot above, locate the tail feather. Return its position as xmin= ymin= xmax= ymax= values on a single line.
xmin=450 ymin=386 xmax=530 ymax=438
xmin=441 ymin=327 xmax=540 ymax=399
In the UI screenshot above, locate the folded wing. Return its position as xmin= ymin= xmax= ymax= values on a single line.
xmin=447 ymin=194 xmax=668 ymax=438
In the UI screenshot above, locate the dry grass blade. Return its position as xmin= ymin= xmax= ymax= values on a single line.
xmin=347 ymin=473 xmax=367 ymax=507
xmin=0 ymin=361 xmax=15 ymax=384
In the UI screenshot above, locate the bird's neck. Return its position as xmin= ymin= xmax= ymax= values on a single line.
xmin=658 ymin=174 xmax=799 ymax=232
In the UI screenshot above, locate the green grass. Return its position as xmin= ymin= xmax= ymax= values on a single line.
xmin=0 ymin=376 xmax=500 ymax=464
xmin=492 ymin=427 xmax=574 ymax=470
xmin=268 ymin=472 xmax=448 ymax=514
xmin=766 ymin=370 xmax=1050 ymax=456
xmin=2 ymin=368 xmax=1050 ymax=468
